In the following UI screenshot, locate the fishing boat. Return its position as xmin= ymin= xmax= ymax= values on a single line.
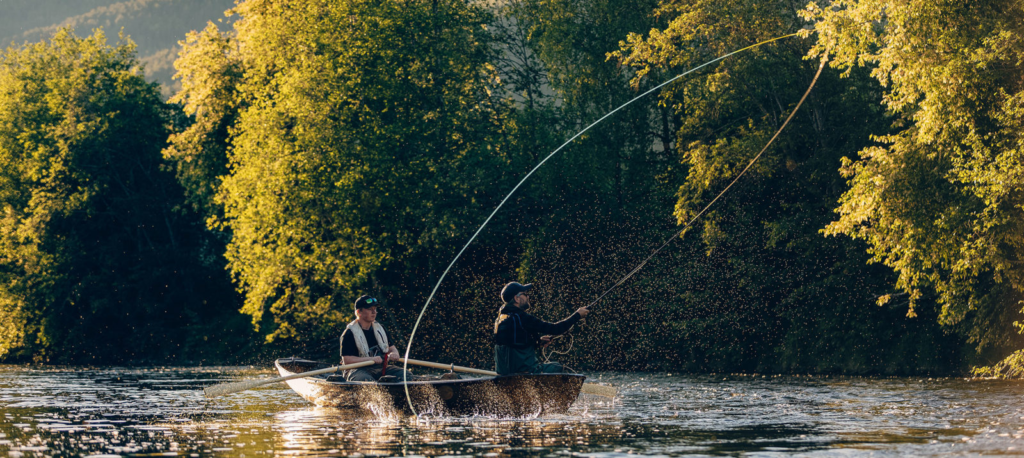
xmin=275 ymin=357 xmax=585 ymax=416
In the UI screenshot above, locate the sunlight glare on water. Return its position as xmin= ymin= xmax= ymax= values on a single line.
xmin=1 ymin=366 xmax=1023 ymax=456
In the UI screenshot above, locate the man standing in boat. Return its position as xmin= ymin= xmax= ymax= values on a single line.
xmin=340 ymin=295 xmax=411 ymax=381
xmin=494 ymin=282 xmax=589 ymax=375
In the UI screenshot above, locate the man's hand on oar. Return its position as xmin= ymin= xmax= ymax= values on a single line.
xmin=203 ymin=361 xmax=374 ymax=398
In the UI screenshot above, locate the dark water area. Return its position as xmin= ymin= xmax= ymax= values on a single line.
xmin=1 ymin=366 xmax=1023 ymax=456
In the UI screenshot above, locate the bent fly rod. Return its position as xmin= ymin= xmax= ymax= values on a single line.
xmin=401 ymin=32 xmax=818 ymax=416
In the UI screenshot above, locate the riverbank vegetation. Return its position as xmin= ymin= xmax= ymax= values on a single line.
xmin=0 ymin=0 xmax=1021 ymax=376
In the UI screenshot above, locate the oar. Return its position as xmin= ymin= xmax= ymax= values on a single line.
xmin=398 ymin=357 xmax=500 ymax=376
xmin=398 ymin=358 xmax=617 ymax=398
xmin=203 ymin=360 xmax=375 ymax=398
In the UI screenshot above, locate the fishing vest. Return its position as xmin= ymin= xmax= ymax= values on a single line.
xmin=343 ymin=320 xmax=389 ymax=357
xmin=494 ymin=305 xmax=530 ymax=349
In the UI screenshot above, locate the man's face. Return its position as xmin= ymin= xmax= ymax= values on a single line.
xmin=514 ymin=292 xmax=530 ymax=309
xmin=356 ymin=305 xmax=377 ymax=323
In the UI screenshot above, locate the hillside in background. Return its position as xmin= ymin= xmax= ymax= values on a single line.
xmin=0 ymin=0 xmax=236 ymax=97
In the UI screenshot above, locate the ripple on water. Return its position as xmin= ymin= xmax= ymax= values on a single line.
xmin=2 ymin=367 xmax=1024 ymax=456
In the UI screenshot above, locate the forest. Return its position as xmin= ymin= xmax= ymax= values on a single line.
xmin=1 ymin=0 xmax=1023 ymax=377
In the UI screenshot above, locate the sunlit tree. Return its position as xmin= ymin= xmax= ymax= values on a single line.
xmin=171 ymin=0 xmax=516 ymax=346
xmin=804 ymin=0 xmax=1024 ymax=368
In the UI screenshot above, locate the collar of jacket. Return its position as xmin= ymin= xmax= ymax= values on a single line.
xmin=499 ymin=303 xmax=525 ymax=315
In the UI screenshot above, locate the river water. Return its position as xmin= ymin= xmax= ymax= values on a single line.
xmin=1 ymin=366 xmax=1022 ymax=457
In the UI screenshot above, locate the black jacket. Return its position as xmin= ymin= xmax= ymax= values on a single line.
xmin=494 ymin=303 xmax=581 ymax=349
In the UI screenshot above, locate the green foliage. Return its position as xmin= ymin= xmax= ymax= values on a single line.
xmin=973 ymin=349 xmax=1024 ymax=378
xmin=171 ymin=0 xmax=515 ymax=345
xmin=0 ymin=28 xmax=247 ymax=363
xmin=160 ymin=0 xmax=970 ymax=374
xmin=804 ymin=0 xmax=1024 ymax=360
xmin=5 ymin=0 xmax=1011 ymax=374
xmin=165 ymin=22 xmax=242 ymax=219
xmin=609 ymin=0 xmax=964 ymax=373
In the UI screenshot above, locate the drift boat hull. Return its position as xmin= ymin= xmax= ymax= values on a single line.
xmin=275 ymin=358 xmax=584 ymax=416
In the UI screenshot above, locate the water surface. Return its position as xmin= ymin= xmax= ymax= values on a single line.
xmin=1 ymin=366 xmax=1022 ymax=456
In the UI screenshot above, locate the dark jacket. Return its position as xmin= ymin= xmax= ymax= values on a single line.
xmin=494 ymin=303 xmax=581 ymax=374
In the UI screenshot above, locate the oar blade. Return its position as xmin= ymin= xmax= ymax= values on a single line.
xmin=203 ymin=378 xmax=269 ymax=398
xmin=580 ymin=383 xmax=616 ymax=398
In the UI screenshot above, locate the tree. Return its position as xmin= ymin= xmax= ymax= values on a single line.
xmin=804 ymin=0 xmax=1024 ymax=367
xmin=490 ymin=0 xmax=688 ymax=370
xmin=0 ymin=28 xmax=242 ymax=363
xmin=164 ymin=22 xmax=242 ymax=220
xmin=609 ymin=0 xmax=962 ymax=373
xmin=170 ymin=0 xmax=516 ymax=347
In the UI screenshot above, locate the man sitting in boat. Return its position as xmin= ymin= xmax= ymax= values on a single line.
xmin=340 ymin=295 xmax=412 ymax=382
xmin=494 ymin=282 xmax=589 ymax=375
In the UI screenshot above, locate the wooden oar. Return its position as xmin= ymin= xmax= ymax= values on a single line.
xmin=398 ymin=357 xmax=500 ymax=376
xmin=203 ymin=360 xmax=375 ymax=398
xmin=398 ymin=357 xmax=617 ymax=398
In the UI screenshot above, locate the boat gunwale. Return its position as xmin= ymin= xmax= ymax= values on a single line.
xmin=274 ymin=357 xmax=585 ymax=388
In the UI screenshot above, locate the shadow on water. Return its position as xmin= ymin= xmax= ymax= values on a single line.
xmin=1 ymin=366 xmax=1023 ymax=456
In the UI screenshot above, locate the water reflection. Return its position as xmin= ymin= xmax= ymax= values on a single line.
xmin=1 ymin=367 xmax=1024 ymax=456
xmin=264 ymin=404 xmax=627 ymax=456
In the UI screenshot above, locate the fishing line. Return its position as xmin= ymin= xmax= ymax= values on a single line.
xmin=584 ymin=58 xmax=826 ymax=311
xmin=401 ymin=32 xmax=801 ymax=416
xmin=542 ymin=333 xmax=572 ymax=363
xmin=542 ymin=58 xmax=823 ymax=372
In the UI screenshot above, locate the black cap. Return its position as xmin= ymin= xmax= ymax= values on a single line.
xmin=355 ymin=295 xmax=379 ymax=310
xmin=500 ymin=282 xmax=533 ymax=303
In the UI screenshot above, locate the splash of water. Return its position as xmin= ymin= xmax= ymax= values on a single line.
xmin=402 ymin=33 xmax=804 ymax=415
